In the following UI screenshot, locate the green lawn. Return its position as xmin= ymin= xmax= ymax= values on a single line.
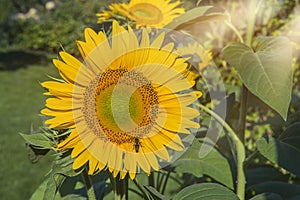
xmin=0 ymin=50 xmax=59 ymax=199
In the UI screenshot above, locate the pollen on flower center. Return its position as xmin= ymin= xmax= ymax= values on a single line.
xmin=84 ymin=68 xmax=159 ymax=146
xmin=129 ymin=3 xmax=163 ymax=24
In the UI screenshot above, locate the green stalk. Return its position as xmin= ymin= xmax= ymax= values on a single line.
xmin=156 ymin=172 xmax=161 ymax=192
xmin=132 ymin=179 xmax=149 ymax=199
xmin=225 ymin=21 xmax=244 ymax=43
xmin=246 ymin=0 xmax=258 ymax=46
xmin=161 ymin=171 xmax=171 ymax=195
xmin=237 ymin=0 xmax=257 ymax=144
xmin=82 ymin=169 xmax=96 ymax=200
xmin=237 ymin=0 xmax=257 ymax=143
xmin=157 ymin=172 xmax=164 ymax=192
xmin=196 ymin=104 xmax=245 ymax=200
xmin=115 ymin=175 xmax=128 ymax=200
xmin=148 ymin=173 xmax=155 ymax=187
xmin=238 ymin=86 xmax=248 ymax=143
xmin=244 ymin=150 xmax=259 ymax=167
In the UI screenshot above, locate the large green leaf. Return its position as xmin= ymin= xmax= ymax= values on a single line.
xmin=143 ymin=186 xmax=170 ymax=200
xmin=43 ymin=154 xmax=83 ymax=199
xmin=63 ymin=194 xmax=86 ymax=200
xmin=279 ymin=122 xmax=300 ymax=139
xmin=257 ymin=137 xmax=300 ymax=177
xmin=279 ymin=122 xmax=300 ymax=150
xmin=44 ymin=174 xmax=66 ymax=200
xmin=222 ymin=36 xmax=293 ymax=120
xmin=173 ymin=183 xmax=239 ymax=200
xmin=250 ymin=193 xmax=283 ymax=200
xmin=165 ymin=6 xmax=229 ymax=30
xmin=30 ymin=176 xmax=64 ymax=200
xmin=246 ymin=167 xmax=283 ymax=188
xmin=289 ymin=195 xmax=300 ymax=200
xmin=172 ymin=140 xmax=233 ymax=189
xmin=249 ymin=181 xmax=300 ymax=199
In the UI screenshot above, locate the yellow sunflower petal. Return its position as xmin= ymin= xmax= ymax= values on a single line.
xmin=73 ymin=150 xmax=90 ymax=170
xmin=41 ymin=81 xmax=73 ymax=97
xmin=56 ymin=129 xmax=80 ymax=149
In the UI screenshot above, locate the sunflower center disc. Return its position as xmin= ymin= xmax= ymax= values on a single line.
xmin=93 ymin=69 xmax=158 ymax=145
xmin=129 ymin=3 xmax=163 ymax=24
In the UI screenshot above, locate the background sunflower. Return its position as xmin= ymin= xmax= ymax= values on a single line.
xmin=97 ymin=0 xmax=185 ymax=28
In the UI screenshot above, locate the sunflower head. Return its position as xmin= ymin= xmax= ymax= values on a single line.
xmin=96 ymin=0 xmax=185 ymax=28
xmin=176 ymin=43 xmax=213 ymax=73
xmin=41 ymin=21 xmax=201 ymax=179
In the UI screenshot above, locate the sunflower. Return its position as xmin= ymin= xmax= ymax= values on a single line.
xmin=176 ymin=43 xmax=213 ymax=72
xmin=41 ymin=21 xmax=201 ymax=179
xmin=96 ymin=0 xmax=185 ymax=28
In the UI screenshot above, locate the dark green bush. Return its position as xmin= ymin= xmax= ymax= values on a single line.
xmin=1 ymin=0 xmax=107 ymax=54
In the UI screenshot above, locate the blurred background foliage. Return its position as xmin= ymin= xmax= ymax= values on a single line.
xmin=0 ymin=0 xmax=110 ymax=54
xmin=0 ymin=0 xmax=299 ymax=199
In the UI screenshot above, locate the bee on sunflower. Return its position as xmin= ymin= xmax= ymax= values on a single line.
xmin=41 ymin=20 xmax=202 ymax=179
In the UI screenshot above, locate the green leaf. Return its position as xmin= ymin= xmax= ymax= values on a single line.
xmin=257 ymin=137 xmax=300 ymax=177
xmin=173 ymin=183 xmax=239 ymax=200
xmin=30 ymin=178 xmax=49 ymax=200
xmin=29 ymin=153 xmax=81 ymax=200
xmin=222 ymin=36 xmax=293 ymax=120
xmin=44 ymin=174 xmax=66 ymax=200
xmin=246 ymin=167 xmax=283 ymax=188
xmin=63 ymin=194 xmax=86 ymax=200
xmin=51 ymin=154 xmax=82 ymax=177
xmin=30 ymin=176 xmax=64 ymax=200
xmin=250 ymin=193 xmax=283 ymax=200
xmin=281 ymin=136 xmax=300 ymax=150
xmin=249 ymin=181 xmax=300 ymax=199
xmin=19 ymin=132 xmax=53 ymax=148
xmin=288 ymin=195 xmax=300 ymax=200
xmin=43 ymin=154 xmax=83 ymax=199
xmin=172 ymin=140 xmax=234 ymax=189
xmin=165 ymin=6 xmax=229 ymax=30
xmin=279 ymin=122 xmax=300 ymax=139
xmin=143 ymin=186 xmax=170 ymax=200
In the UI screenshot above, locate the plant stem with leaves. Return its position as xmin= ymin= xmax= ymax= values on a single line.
xmin=82 ymin=169 xmax=96 ymax=200
xmin=115 ymin=175 xmax=128 ymax=200
xmin=196 ymin=104 xmax=245 ymax=200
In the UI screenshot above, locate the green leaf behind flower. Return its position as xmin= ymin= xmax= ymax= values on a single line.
xmin=257 ymin=137 xmax=300 ymax=177
xmin=249 ymin=182 xmax=300 ymax=199
xmin=144 ymin=186 xmax=170 ymax=200
xmin=173 ymin=183 xmax=239 ymax=200
xmin=165 ymin=6 xmax=229 ymax=30
xmin=172 ymin=140 xmax=233 ymax=189
xmin=250 ymin=193 xmax=283 ymax=200
xmin=222 ymin=36 xmax=293 ymax=120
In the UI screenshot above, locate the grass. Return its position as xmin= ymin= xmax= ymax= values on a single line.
xmin=0 ymin=49 xmax=59 ymax=199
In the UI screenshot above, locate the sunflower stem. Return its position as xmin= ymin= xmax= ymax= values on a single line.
xmin=196 ymin=104 xmax=245 ymax=200
xmin=244 ymin=150 xmax=259 ymax=168
xmin=82 ymin=168 xmax=96 ymax=200
xmin=246 ymin=0 xmax=258 ymax=47
xmin=225 ymin=21 xmax=244 ymax=43
xmin=161 ymin=171 xmax=171 ymax=195
xmin=148 ymin=173 xmax=155 ymax=187
xmin=238 ymin=85 xmax=248 ymax=144
xmin=115 ymin=175 xmax=128 ymax=200
xmin=237 ymin=0 xmax=257 ymax=144
xmin=132 ymin=178 xmax=149 ymax=199
xmin=157 ymin=172 xmax=163 ymax=192
xmin=156 ymin=172 xmax=161 ymax=192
